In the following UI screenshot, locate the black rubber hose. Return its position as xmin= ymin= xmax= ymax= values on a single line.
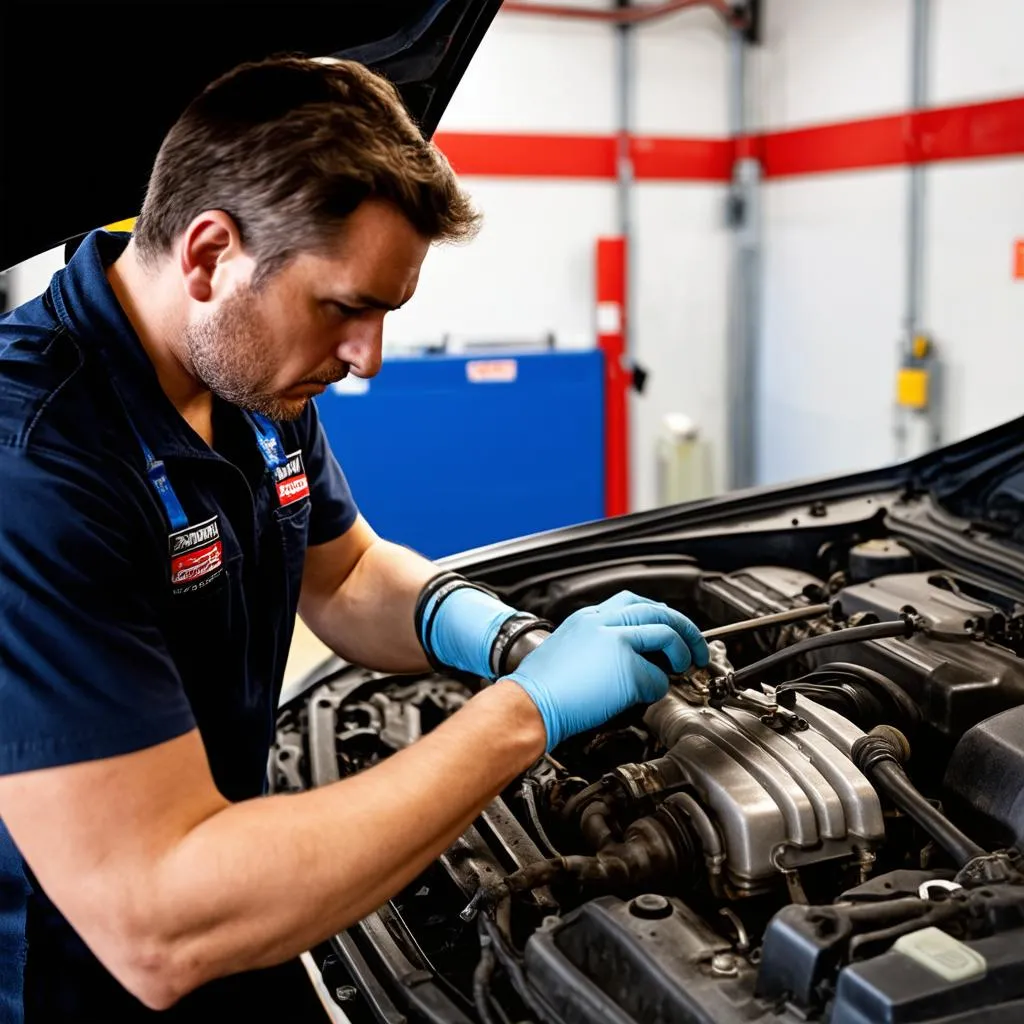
xmin=478 ymin=915 xmax=554 ymax=1023
xmin=520 ymin=779 xmax=561 ymax=858
xmin=873 ymin=762 xmax=985 ymax=866
xmin=731 ymin=617 xmax=915 ymax=688
xmin=472 ymin=943 xmax=501 ymax=1024
xmin=787 ymin=662 xmax=922 ymax=733
xmin=852 ymin=729 xmax=986 ymax=868
xmin=559 ymin=779 xmax=606 ymax=821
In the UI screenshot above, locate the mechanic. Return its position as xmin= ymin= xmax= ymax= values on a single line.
xmin=0 ymin=56 xmax=708 ymax=1022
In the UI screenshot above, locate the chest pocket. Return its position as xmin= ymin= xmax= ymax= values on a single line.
xmin=163 ymin=553 xmax=243 ymax=690
xmin=274 ymin=498 xmax=311 ymax=616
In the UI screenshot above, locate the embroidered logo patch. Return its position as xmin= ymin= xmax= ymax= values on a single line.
xmin=274 ymin=450 xmax=310 ymax=507
xmin=168 ymin=516 xmax=224 ymax=593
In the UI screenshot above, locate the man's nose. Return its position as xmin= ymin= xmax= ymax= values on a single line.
xmin=337 ymin=319 xmax=383 ymax=379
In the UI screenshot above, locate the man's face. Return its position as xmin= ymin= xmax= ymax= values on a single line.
xmin=184 ymin=199 xmax=430 ymax=421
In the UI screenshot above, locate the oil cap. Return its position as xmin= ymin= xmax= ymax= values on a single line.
xmin=892 ymin=927 xmax=987 ymax=983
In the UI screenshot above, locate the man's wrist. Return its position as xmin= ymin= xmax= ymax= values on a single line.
xmin=476 ymin=679 xmax=547 ymax=766
xmin=415 ymin=573 xmax=548 ymax=680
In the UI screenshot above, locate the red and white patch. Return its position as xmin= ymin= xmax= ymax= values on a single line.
xmin=274 ymin=450 xmax=310 ymax=507
xmin=168 ymin=516 xmax=224 ymax=593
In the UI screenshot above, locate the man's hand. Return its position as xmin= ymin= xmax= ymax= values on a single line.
xmin=505 ymin=590 xmax=709 ymax=750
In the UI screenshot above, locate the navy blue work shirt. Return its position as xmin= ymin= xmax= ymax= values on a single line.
xmin=0 ymin=231 xmax=358 ymax=1021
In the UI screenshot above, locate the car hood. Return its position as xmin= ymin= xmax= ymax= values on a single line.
xmin=0 ymin=0 xmax=499 ymax=271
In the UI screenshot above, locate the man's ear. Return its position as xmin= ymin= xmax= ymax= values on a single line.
xmin=179 ymin=211 xmax=245 ymax=303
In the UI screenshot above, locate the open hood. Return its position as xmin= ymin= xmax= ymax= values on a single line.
xmin=0 ymin=0 xmax=500 ymax=271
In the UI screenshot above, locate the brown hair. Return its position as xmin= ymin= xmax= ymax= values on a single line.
xmin=132 ymin=55 xmax=479 ymax=286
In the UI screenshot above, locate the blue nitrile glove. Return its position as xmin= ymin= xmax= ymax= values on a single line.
xmin=505 ymin=590 xmax=709 ymax=751
xmin=422 ymin=585 xmax=519 ymax=680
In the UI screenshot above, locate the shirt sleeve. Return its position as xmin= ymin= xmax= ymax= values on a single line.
xmin=0 ymin=445 xmax=196 ymax=775
xmin=299 ymin=400 xmax=359 ymax=546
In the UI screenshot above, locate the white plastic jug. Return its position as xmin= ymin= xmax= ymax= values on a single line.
xmin=656 ymin=413 xmax=710 ymax=507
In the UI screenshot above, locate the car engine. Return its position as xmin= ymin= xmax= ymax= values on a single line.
xmin=272 ymin=531 xmax=1024 ymax=1024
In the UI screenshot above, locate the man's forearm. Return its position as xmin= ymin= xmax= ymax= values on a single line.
xmin=139 ymin=681 xmax=544 ymax=1005
xmin=301 ymin=537 xmax=437 ymax=672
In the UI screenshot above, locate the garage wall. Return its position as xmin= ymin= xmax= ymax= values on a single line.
xmin=924 ymin=0 xmax=1024 ymax=446
xmin=751 ymin=0 xmax=1024 ymax=486
xmin=420 ymin=5 xmax=732 ymax=511
xmin=752 ymin=0 xmax=912 ymax=485
xmin=387 ymin=5 xmax=618 ymax=354
xmin=631 ymin=7 xmax=731 ymax=509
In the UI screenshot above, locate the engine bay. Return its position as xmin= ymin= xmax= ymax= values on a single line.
xmin=272 ymin=502 xmax=1024 ymax=1024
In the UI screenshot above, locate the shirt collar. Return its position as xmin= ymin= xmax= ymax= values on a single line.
xmin=50 ymin=229 xmax=216 ymax=460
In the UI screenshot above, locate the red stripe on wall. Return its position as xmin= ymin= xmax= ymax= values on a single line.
xmin=629 ymin=136 xmax=734 ymax=180
xmin=435 ymin=131 xmax=617 ymax=178
xmin=756 ymin=97 xmax=1024 ymax=177
xmin=434 ymin=97 xmax=1024 ymax=181
xmin=911 ymin=96 xmax=1024 ymax=164
xmin=753 ymin=114 xmax=908 ymax=177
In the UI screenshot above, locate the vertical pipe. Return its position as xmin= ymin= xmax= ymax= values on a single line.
xmin=614 ymin=3 xmax=634 ymax=511
xmin=897 ymin=0 xmax=932 ymax=457
xmin=905 ymin=0 xmax=929 ymax=340
xmin=616 ymin=17 xmax=634 ymax=254
xmin=726 ymin=26 xmax=761 ymax=489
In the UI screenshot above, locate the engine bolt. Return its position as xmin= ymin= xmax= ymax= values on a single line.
xmin=629 ymin=893 xmax=672 ymax=918
xmin=710 ymin=953 xmax=739 ymax=977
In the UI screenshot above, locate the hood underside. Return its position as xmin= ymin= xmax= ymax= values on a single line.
xmin=0 ymin=0 xmax=499 ymax=271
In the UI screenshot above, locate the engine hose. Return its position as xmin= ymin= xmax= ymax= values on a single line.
xmin=559 ymin=780 xmax=607 ymax=822
xmin=852 ymin=728 xmax=986 ymax=868
xmin=478 ymin=915 xmax=554 ymax=1022
xmin=730 ymin=616 xmax=916 ymax=688
xmin=783 ymin=662 xmax=922 ymax=734
xmin=849 ymin=901 xmax=964 ymax=961
xmin=472 ymin=941 xmax=502 ymax=1024
xmin=464 ymin=811 xmax=692 ymax=919
xmin=701 ymin=602 xmax=832 ymax=641
xmin=520 ymin=779 xmax=561 ymax=858
xmin=775 ymin=679 xmax=880 ymax=718
xmin=579 ymin=800 xmax=616 ymax=850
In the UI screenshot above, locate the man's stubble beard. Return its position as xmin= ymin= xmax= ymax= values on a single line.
xmin=182 ymin=285 xmax=308 ymax=422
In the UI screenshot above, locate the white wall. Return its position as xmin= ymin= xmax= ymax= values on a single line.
xmin=931 ymin=0 xmax=1024 ymax=106
xmin=6 ymin=245 xmax=65 ymax=308
xmin=750 ymin=0 xmax=911 ymax=130
xmin=752 ymin=0 xmax=1024 ymax=486
xmin=758 ymin=170 xmax=907 ymax=484
xmin=752 ymin=0 xmax=911 ymax=484
xmin=924 ymin=0 xmax=1024 ymax=444
xmin=925 ymin=161 xmax=1024 ymax=443
xmin=631 ymin=6 xmax=731 ymax=507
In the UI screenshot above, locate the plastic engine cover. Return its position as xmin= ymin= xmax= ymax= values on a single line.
xmin=944 ymin=706 xmax=1024 ymax=849
xmin=831 ymin=927 xmax=1024 ymax=1023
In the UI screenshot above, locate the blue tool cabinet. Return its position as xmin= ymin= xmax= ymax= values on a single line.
xmin=315 ymin=350 xmax=605 ymax=559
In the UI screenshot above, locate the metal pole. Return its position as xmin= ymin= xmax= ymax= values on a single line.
xmin=616 ymin=16 xmax=633 ymax=269
xmin=905 ymin=0 xmax=929 ymax=340
xmin=897 ymin=0 xmax=933 ymax=458
xmin=726 ymin=26 xmax=761 ymax=490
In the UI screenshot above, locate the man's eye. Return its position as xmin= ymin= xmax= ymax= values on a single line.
xmin=333 ymin=302 xmax=363 ymax=317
